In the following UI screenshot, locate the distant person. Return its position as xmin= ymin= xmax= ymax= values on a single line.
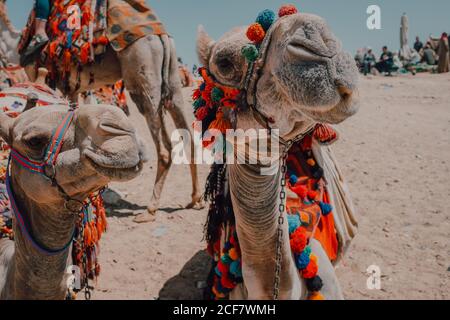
xmin=362 ymin=48 xmax=376 ymax=75
xmin=354 ymin=48 xmax=364 ymax=70
xmin=437 ymin=33 xmax=449 ymax=73
xmin=414 ymin=36 xmax=423 ymax=53
xmin=375 ymin=46 xmax=394 ymax=76
xmin=422 ymin=44 xmax=436 ymax=65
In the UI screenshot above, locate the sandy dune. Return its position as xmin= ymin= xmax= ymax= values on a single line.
xmin=91 ymin=73 xmax=450 ymax=300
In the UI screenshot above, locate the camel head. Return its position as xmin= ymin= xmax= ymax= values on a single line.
xmin=197 ymin=11 xmax=359 ymax=139
xmin=0 ymin=105 xmax=148 ymax=206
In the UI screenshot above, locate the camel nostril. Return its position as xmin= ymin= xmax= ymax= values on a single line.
xmin=337 ymin=86 xmax=352 ymax=100
xmin=98 ymin=121 xmax=134 ymax=135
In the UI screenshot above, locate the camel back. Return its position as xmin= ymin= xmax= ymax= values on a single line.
xmin=18 ymin=0 xmax=167 ymax=90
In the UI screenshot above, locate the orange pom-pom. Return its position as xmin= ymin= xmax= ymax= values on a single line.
xmin=307 ymin=159 xmax=316 ymax=166
xmin=309 ymin=292 xmax=325 ymax=300
xmin=279 ymin=4 xmax=298 ymax=17
xmin=229 ymin=248 xmax=239 ymax=261
xmin=302 ymin=259 xmax=318 ymax=279
xmin=246 ymin=23 xmax=266 ymax=44
xmin=290 ymin=228 xmax=307 ymax=253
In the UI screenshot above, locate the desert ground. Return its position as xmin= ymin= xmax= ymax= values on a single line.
xmin=91 ymin=72 xmax=450 ymax=300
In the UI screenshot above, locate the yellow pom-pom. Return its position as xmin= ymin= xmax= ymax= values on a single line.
xmin=310 ymin=254 xmax=318 ymax=264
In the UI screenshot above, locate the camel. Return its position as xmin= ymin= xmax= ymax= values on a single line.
xmin=0 ymin=73 xmax=148 ymax=299
xmin=0 ymin=0 xmax=202 ymax=222
xmin=197 ymin=11 xmax=359 ymax=300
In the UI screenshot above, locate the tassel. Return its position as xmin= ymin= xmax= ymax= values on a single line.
xmin=63 ymin=50 xmax=71 ymax=71
xmin=80 ymin=43 xmax=90 ymax=64
xmin=313 ymin=124 xmax=338 ymax=144
xmin=208 ymin=112 xmax=232 ymax=134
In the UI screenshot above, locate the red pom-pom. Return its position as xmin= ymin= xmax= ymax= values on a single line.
xmin=217 ymin=261 xmax=229 ymax=274
xmin=302 ymin=259 xmax=318 ymax=279
xmin=202 ymin=84 xmax=214 ymax=106
xmin=192 ymin=88 xmax=201 ymax=100
xmin=307 ymin=190 xmax=318 ymax=201
xmin=279 ymin=4 xmax=298 ymax=17
xmin=195 ymin=106 xmax=209 ymax=121
xmin=221 ymin=274 xmax=235 ymax=289
xmin=292 ymin=185 xmax=308 ymax=199
xmin=290 ymin=228 xmax=307 ymax=254
xmin=247 ymin=23 xmax=266 ymax=44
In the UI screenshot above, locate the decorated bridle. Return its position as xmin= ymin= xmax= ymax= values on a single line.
xmin=5 ymin=106 xmax=81 ymax=256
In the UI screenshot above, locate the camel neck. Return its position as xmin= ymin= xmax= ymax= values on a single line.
xmin=3 ymin=173 xmax=75 ymax=300
xmin=228 ymin=161 xmax=303 ymax=299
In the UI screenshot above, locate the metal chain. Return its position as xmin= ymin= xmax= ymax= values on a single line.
xmin=273 ymin=139 xmax=294 ymax=300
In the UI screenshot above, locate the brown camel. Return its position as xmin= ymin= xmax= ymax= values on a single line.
xmin=0 ymin=0 xmax=202 ymax=222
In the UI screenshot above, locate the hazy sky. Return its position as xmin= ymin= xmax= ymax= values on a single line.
xmin=5 ymin=0 xmax=450 ymax=66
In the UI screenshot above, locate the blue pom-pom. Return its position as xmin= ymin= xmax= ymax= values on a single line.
xmin=287 ymin=214 xmax=301 ymax=234
xmin=221 ymin=254 xmax=232 ymax=265
xmin=289 ymin=175 xmax=298 ymax=185
xmin=319 ymin=202 xmax=333 ymax=216
xmin=230 ymin=260 xmax=242 ymax=278
xmin=295 ymin=251 xmax=311 ymax=270
xmin=256 ymin=9 xmax=276 ymax=31
xmin=200 ymin=82 xmax=206 ymax=91
xmin=223 ymin=242 xmax=232 ymax=251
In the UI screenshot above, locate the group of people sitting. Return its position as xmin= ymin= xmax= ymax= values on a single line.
xmin=355 ymin=33 xmax=450 ymax=76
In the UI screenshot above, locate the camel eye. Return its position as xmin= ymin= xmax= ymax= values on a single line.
xmin=217 ymin=58 xmax=233 ymax=72
xmin=25 ymin=136 xmax=48 ymax=149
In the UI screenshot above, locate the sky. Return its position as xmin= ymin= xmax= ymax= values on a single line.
xmin=5 ymin=0 xmax=450 ymax=66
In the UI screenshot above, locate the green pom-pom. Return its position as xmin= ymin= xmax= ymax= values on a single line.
xmin=211 ymin=87 xmax=224 ymax=103
xmin=193 ymin=98 xmax=206 ymax=110
xmin=256 ymin=9 xmax=276 ymax=31
xmin=241 ymin=44 xmax=259 ymax=63
xmin=221 ymin=254 xmax=232 ymax=265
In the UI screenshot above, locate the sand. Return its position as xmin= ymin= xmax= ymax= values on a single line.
xmin=90 ymin=72 xmax=450 ymax=300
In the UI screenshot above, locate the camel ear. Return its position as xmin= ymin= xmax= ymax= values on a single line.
xmin=197 ymin=25 xmax=215 ymax=67
xmin=0 ymin=113 xmax=13 ymax=145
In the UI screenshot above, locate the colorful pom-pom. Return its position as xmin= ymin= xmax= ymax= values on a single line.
xmin=221 ymin=254 xmax=232 ymax=265
xmin=230 ymin=260 xmax=242 ymax=278
xmin=295 ymin=250 xmax=311 ymax=270
xmin=307 ymin=190 xmax=318 ymax=200
xmin=195 ymin=106 xmax=209 ymax=121
xmin=307 ymin=159 xmax=316 ymax=166
xmin=319 ymin=202 xmax=333 ymax=216
xmin=221 ymin=274 xmax=235 ymax=289
xmin=256 ymin=9 xmax=276 ymax=31
xmin=309 ymin=292 xmax=325 ymax=300
xmin=306 ymin=276 xmax=324 ymax=292
xmin=292 ymin=185 xmax=308 ymax=199
xmin=229 ymin=248 xmax=239 ymax=261
xmin=302 ymin=259 xmax=318 ymax=279
xmin=289 ymin=175 xmax=298 ymax=185
xmin=287 ymin=214 xmax=301 ymax=234
xmin=278 ymin=4 xmax=298 ymax=17
xmin=211 ymin=87 xmax=224 ymax=103
xmin=193 ymin=98 xmax=206 ymax=109
xmin=246 ymin=23 xmax=266 ymax=44
xmin=241 ymin=44 xmax=259 ymax=63
xmin=290 ymin=228 xmax=307 ymax=254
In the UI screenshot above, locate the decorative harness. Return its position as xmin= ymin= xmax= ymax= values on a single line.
xmin=5 ymin=108 xmax=78 ymax=255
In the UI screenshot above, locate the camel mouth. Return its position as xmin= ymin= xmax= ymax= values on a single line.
xmin=84 ymin=149 xmax=144 ymax=181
